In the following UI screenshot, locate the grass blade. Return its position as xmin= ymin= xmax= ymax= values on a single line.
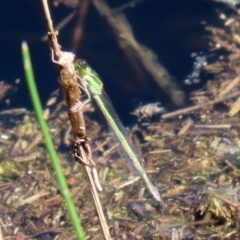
xmin=21 ymin=41 xmax=85 ymax=240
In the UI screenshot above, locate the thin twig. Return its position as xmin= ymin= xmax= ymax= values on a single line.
xmin=80 ymin=145 xmax=112 ymax=239
xmin=218 ymin=75 xmax=240 ymax=97
xmin=42 ymin=11 xmax=76 ymax=41
xmin=41 ymin=1 xmax=111 ymax=238
xmin=42 ymin=0 xmax=61 ymax=59
xmin=162 ymin=91 xmax=240 ymax=119
xmin=194 ymin=124 xmax=231 ymax=129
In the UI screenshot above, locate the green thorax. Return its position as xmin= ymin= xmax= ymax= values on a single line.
xmin=74 ymin=59 xmax=103 ymax=96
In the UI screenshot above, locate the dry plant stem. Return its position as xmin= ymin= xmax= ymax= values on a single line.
xmin=92 ymin=0 xmax=184 ymax=106
xmin=80 ymin=145 xmax=112 ymax=240
xmin=16 ymin=190 xmax=50 ymax=208
xmin=194 ymin=124 xmax=231 ymax=128
xmin=218 ymin=75 xmax=240 ymax=97
xmin=224 ymin=159 xmax=239 ymax=171
xmin=0 ymin=108 xmax=27 ymax=115
xmin=41 ymin=1 xmax=111 ymax=238
xmin=0 ymin=225 xmax=3 ymax=240
xmin=24 ymin=133 xmax=42 ymax=154
xmin=187 ymin=219 xmax=218 ymax=227
xmin=162 ymin=90 xmax=240 ymax=119
xmin=212 ymin=194 xmax=239 ymax=208
xmin=177 ymin=117 xmax=193 ymax=136
xmin=229 ymin=96 xmax=240 ymax=116
xmin=42 ymin=11 xmax=76 ymax=41
xmin=42 ymin=0 xmax=61 ymax=59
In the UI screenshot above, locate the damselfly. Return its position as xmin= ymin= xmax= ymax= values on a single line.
xmin=74 ymin=59 xmax=161 ymax=202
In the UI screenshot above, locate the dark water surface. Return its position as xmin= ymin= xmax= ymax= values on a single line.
xmin=0 ymin=0 xmax=229 ymax=123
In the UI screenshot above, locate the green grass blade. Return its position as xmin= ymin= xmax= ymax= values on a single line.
xmin=21 ymin=41 xmax=85 ymax=240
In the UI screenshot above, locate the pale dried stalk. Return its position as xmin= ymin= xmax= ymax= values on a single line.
xmin=41 ymin=1 xmax=111 ymax=238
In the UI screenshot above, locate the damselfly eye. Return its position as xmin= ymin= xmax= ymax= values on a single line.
xmin=76 ymin=60 xmax=91 ymax=71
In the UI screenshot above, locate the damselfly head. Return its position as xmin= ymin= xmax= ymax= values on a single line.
xmin=75 ymin=59 xmax=91 ymax=74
